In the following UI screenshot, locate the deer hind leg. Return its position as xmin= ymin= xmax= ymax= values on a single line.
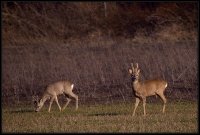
xmin=157 ymin=92 xmax=167 ymax=113
xmin=132 ymin=97 xmax=140 ymax=116
xmin=62 ymin=97 xmax=71 ymax=111
xmin=68 ymin=92 xmax=78 ymax=110
xmin=48 ymin=97 xmax=55 ymax=112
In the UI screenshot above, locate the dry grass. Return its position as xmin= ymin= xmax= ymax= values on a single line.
xmin=2 ymin=101 xmax=198 ymax=133
xmin=2 ymin=38 xmax=198 ymax=105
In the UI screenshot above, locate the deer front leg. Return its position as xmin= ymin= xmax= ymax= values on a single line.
xmin=142 ymin=97 xmax=146 ymax=116
xmin=48 ymin=97 xmax=55 ymax=112
xmin=132 ymin=97 xmax=140 ymax=116
xmin=54 ymin=96 xmax=62 ymax=111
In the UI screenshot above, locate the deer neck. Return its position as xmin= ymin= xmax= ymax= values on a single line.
xmin=133 ymin=79 xmax=141 ymax=92
xmin=41 ymin=94 xmax=50 ymax=103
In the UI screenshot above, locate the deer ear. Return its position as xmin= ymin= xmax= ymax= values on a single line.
xmin=39 ymin=99 xmax=43 ymax=103
xmin=130 ymin=63 xmax=135 ymax=71
xmin=36 ymin=95 xmax=39 ymax=101
xmin=32 ymin=95 xmax=39 ymax=102
xmin=129 ymin=69 xmax=133 ymax=74
xmin=131 ymin=63 xmax=134 ymax=67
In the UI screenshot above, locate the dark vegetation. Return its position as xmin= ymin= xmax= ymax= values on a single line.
xmin=2 ymin=2 xmax=198 ymax=106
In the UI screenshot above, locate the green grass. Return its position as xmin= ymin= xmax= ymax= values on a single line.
xmin=2 ymin=101 xmax=198 ymax=133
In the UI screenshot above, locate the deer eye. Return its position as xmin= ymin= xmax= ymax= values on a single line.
xmin=34 ymin=101 xmax=37 ymax=105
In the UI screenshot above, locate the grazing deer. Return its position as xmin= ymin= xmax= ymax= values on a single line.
xmin=33 ymin=81 xmax=78 ymax=112
xmin=128 ymin=63 xmax=167 ymax=116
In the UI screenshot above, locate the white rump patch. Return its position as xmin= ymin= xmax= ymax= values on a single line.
xmin=165 ymin=83 xmax=168 ymax=88
xmin=71 ymin=84 xmax=74 ymax=90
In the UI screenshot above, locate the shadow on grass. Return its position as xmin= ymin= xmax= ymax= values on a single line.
xmin=88 ymin=112 xmax=120 ymax=116
xmin=9 ymin=109 xmax=34 ymax=113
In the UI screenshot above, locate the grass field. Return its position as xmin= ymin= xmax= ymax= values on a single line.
xmin=2 ymin=101 xmax=198 ymax=133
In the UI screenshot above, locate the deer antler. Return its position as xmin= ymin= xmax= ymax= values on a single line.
xmin=135 ymin=63 xmax=139 ymax=71
xmin=131 ymin=63 xmax=134 ymax=72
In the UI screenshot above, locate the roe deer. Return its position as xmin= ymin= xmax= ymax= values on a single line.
xmin=128 ymin=63 xmax=167 ymax=116
xmin=33 ymin=81 xmax=78 ymax=112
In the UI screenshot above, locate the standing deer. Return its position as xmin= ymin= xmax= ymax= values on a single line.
xmin=128 ymin=63 xmax=167 ymax=116
xmin=33 ymin=81 xmax=78 ymax=112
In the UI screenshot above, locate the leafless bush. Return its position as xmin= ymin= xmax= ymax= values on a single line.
xmin=2 ymin=2 xmax=198 ymax=45
xmin=2 ymin=38 xmax=198 ymax=105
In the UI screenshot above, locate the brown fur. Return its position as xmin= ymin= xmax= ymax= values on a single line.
xmin=129 ymin=63 xmax=167 ymax=116
xmin=34 ymin=80 xmax=78 ymax=112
